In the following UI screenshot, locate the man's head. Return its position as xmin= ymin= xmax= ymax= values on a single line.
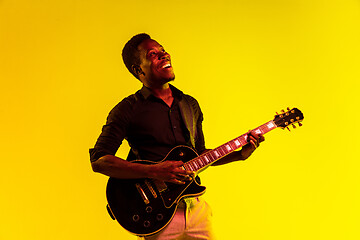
xmin=122 ymin=33 xmax=175 ymax=87
xmin=122 ymin=33 xmax=151 ymax=80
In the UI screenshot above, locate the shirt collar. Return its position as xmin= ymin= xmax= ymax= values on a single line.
xmin=139 ymin=84 xmax=184 ymax=100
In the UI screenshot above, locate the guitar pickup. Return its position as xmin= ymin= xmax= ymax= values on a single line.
xmin=135 ymin=183 xmax=150 ymax=205
xmin=145 ymin=180 xmax=158 ymax=198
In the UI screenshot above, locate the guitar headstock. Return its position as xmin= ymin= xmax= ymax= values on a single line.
xmin=273 ymin=108 xmax=304 ymax=130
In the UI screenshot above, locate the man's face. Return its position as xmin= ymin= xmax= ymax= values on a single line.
xmin=136 ymin=39 xmax=175 ymax=88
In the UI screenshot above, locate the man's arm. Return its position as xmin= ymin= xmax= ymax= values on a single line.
xmin=91 ymin=155 xmax=193 ymax=184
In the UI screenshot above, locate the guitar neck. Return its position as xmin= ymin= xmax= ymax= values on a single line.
xmin=183 ymin=120 xmax=278 ymax=172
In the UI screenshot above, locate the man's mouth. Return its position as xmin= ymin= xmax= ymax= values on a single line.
xmin=161 ymin=63 xmax=172 ymax=69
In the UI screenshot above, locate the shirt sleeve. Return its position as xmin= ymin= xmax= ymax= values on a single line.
xmin=89 ymin=97 xmax=134 ymax=162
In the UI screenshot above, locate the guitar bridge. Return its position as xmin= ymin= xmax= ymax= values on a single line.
xmin=153 ymin=179 xmax=168 ymax=193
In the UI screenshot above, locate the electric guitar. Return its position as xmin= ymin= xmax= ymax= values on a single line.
xmin=106 ymin=108 xmax=304 ymax=236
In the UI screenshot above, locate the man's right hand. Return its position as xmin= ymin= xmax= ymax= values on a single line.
xmin=148 ymin=161 xmax=194 ymax=184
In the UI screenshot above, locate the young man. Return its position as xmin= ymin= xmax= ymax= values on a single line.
xmin=90 ymin=33 xmax=264 ymax=240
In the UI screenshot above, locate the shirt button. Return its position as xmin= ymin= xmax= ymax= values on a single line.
xmin=174 ymin=126 xmax=177 ymax=129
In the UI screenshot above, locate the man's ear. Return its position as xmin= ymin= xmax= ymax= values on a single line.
xmin=131 ymin=65 xmax=144 ymax=78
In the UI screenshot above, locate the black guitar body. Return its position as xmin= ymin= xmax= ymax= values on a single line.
xmin=106 ymin=145 xmax=206 ymax=236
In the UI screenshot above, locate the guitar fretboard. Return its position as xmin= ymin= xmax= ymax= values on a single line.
xmin=183 ymin=120 xmax=277 ymax=172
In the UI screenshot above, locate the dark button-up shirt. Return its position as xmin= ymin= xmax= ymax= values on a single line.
xmin=89 ymin=85 xmax=205 ymax=163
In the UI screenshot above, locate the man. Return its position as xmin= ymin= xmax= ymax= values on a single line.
xmin=90 ymin=33 xmax=264 ymax=240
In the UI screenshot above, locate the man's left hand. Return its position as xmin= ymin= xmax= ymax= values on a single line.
xmin=240 ymin=130 xmax=265 ymax=159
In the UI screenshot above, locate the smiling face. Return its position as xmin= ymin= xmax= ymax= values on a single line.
xmin=135 ymin=39 xmax=175 ymax=88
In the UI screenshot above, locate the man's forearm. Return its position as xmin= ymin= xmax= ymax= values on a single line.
xmin=91 ymin=155 xmax=152 ymax=179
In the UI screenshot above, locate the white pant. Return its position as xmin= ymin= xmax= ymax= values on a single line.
xmin=138 ymin=197 xmax=215 ymax=240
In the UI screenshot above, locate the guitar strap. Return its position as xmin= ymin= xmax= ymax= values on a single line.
xmin=178 ymin=95 xmax=197 ymax=149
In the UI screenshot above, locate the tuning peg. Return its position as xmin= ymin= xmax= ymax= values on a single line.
xmin=292 ymin=124 xmax=296 ymax=129
xmin=298 ymin=122 xmax=303 ymax=127
xmin=286 ymin=127 xmax=291 ymax=131
xmin=281 ymin=109 xmax=285 ymax=113
xmin=276 ymin=112 xmax=279 ymax=115
xmin=287 ymin=107 xmax=290 ymax=111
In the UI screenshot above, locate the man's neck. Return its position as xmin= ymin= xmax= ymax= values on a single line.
xmin=150 ymin=84 xmax=171 ymax=97
xmin=148 ymin=83 xmax=174 ymax=107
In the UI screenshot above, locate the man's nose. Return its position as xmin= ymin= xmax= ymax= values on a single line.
xmin=158 ymin=52 xmax=169 ymax=60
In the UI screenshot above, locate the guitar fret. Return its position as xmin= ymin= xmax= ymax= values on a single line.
xmin=261 ymin=125 xmax=267 ymax=132
xmin=197 ymin=160 xmax=202 ymax=169
xmin=254 ymin=128 xmax=262 ymax=135
xmin=190 ymin=161 xmax=196 ymax=170
xmin=209 ymin=154 xmax=215 ymax=162
xmin=197 ymin=157 xmax=204 ymax=167
xmin=260 ymin=123 xmax=270 ymax=133
xmin=218 ymin=146 xmax=224 ymax=156
xmin=202 ymin=154 xmax=211 ymax=163
xmin=229 ymin=141 xmax=236 ymax=150
xmin=192 ymin=161 xmax=198 ymax=170
xmin=188 ymin=163 xmax=195 ymax=171
xmin=214 ymin=148 xmax=220 ymax=158
xmin=219 ymin=146 xmax=226 ymax=156
xmin=266 ymin=121 xmax=276 ymax=131
xmin=210 ymin=153 xmax=216 ymax=161
xmin=234 ymin=139 xmax=241 ymax=147
xmin=240 ymin=135 xmax=247 ymax=145
xmin=203 ymin=155 xmax=210 ymax=164
xmin=194 ymin=158 xmax=204 ymax=167
xmin=225 ymin=144 xmax=232 ymax=152
xmin=223 ymin=145 xmax=229 ymax=154
xmin=193 ymin=162 xmax=198 ymax=171
xmin=213 ymin=150 xmax=220 ymax=158
xmin=193 ymin=161 xmax=199 ymax=169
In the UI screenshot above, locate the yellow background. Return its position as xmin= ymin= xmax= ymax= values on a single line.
xmin=1 ymin=0 xmax=359 ymax=239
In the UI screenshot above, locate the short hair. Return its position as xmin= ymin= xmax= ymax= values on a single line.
xmin=122 ymin=33 xmax=151 ymax=79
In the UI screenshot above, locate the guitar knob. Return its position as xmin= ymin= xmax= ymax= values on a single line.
xmin=132 ymin=215 xmax=140 ymax=222
xmin=146 ymin=206 xmax=153 ymax=213
xmin=156 ymin=214 xmax=164 ymax=221
xmin=144 ymin=220 xmax=151 ymax=228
